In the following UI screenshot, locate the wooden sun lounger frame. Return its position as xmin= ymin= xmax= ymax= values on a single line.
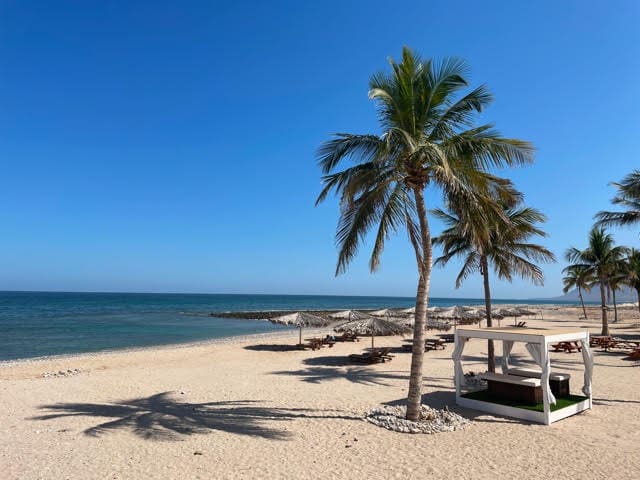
xmin=348 ymin=347 xmax=394 ymax=364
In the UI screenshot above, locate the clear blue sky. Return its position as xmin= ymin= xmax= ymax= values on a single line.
xmin=1 ymin=1 xmax=639 ymax=298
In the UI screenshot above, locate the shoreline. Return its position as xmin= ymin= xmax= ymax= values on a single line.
xmin=0 ymin=328 xmax=310 ymax=368
xmin=1 ymin=302 xmax=624 ymax=366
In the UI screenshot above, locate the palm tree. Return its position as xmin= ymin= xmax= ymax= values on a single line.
xmin=565 ymin=227 xmax=629 ymax=335
xmin=433 ymin=198 xmax=555 ymax=372
xmin=561 ymin=265 xmax=593 ymax=320
xmin=316 ymin=47 xmax=534 ymax=421
xmin=595 ymin=170 xmax=640 ymax=229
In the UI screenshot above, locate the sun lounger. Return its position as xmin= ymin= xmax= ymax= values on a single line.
xmin=551 ymin=341 xmax=581 ymax=353
xmin=348 ymin=347 xmax=393 ymax=364
xmin=334 ymin=333 xmax=359 ymax=342
xmin=515 ymin=321 xmax=527 ymax=328
xmin=626 ymin=348 xmax=640 ymax=360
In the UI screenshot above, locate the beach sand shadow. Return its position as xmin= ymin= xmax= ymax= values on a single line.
xmin=31 ymin=391 xmax=359 ymax=441
xmin=272 ymin=366 xmax=411 ymax=386
xmin=244 ymin=343 xmax=302 ymax=352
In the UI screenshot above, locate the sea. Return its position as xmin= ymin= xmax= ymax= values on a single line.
xmin=0 ymin=291 xmax=579 ymax=362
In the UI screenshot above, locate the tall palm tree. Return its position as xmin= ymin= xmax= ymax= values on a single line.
xmin=561 ymin=265 xmax=593 ymax=320
xmin=316 ymin=47 xmax=534 ymax=420
xmin=432 ymin=198 xmax=555 ymax=372
xmin=595 ymin=170 xmax=640 ymax=229
xmin=565 ymin=227 xmax=628 ymax=335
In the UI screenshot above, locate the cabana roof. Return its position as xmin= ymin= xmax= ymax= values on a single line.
xmin=456 ymin=326 xmax=588 ymax=343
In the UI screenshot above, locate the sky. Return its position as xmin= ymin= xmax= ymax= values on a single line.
xmin=1 ymin=1 xmax=639 ymax=299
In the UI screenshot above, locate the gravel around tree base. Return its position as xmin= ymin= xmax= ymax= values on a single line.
xmin=364 ymin=404 xmax=470 ymax=434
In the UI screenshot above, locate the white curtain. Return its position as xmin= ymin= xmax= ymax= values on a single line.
xmin=525 ymin=342 xmax=556 ymax=405
xmin=452 ymin=335 xmax=467 ymax=390
xmin=501 ymin=340 xmax=515 ymax=374
xmin=580 ymin=339 xmax=594 ymax=396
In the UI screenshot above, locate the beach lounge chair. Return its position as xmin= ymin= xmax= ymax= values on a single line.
xmin=348 ymin=347 xmax=393 ymax=364
xmin=515 ymin=321 xmax=527 ymax=328
xmin=334 ymin=332 xmax=359 ymax=342
xmin=626 ymin=348 xmax=640 ymax=360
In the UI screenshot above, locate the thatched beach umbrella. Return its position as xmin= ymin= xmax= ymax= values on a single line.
xmin=370 ymin=308 xmax=395 ymax=317
xmin=269 ymin=312 xmax=332 ymax=345
xmin=400 ymin=306 xmax=415 ymax=314
xmin=335 ymin=316 xmax=411 ymax=349
xmin=329 ymin=309 xmax=371 ymax=320
xmin=494 ymin=307 xmax=531 ymax=325
xmin=432 ymin=306 xmax=483 ymax=329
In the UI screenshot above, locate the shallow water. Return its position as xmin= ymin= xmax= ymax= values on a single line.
xmin=0 ymin=291 xmax=578 ymax=360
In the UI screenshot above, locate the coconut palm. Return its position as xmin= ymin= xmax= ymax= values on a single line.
xmin=432 ymin=198 xmax=555 ymax=372
xmin=316 ymin=47 xmax=534 ymax=420
xmin=565 ymin=228 xmax=629 ymax=335
xmin=595 ymin=170 xmax=640 ymax=229
xmin=562 ymin=265 xmax=594 ymax=320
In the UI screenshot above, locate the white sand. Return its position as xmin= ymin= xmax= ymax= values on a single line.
xmin=1 ymin=306 xmax=639 ymax=479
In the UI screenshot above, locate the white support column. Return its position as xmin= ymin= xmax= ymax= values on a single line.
xmin=453 ymin=335 xmax=462 ymax=400
xmin=541 ymin=339 xmax=551 ymax=425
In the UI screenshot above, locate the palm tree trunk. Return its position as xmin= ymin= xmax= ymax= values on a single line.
xmin=612 ymin=288 xmax=618 ymax=323
xmin=636 ymin=287 xmax=640 ymax=327
xmin=480 ymin=255 xmax=495 ymax=373
xmin=578 ymin=286 xmax=587 ymax=320
xmin=599 ymin=277 xmax=609 ymax=336
xmin=406 ymin=186 xmax=432 ymax=422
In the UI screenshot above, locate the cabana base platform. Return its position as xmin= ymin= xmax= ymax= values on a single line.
xmin=458 ymin=390 xmax=591 ymax=425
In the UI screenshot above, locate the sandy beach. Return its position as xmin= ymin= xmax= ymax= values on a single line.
xmin=1 ymin=305 xmax=639 ymax=480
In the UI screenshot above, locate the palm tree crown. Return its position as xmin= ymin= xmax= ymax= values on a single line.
xmin=595 ymin=170 xmax=640 ymax=229
xmin=433 ymin=200 xmax=555 ymax=288
xmin=561 ymin=264 xmax=594 ymax=319
xmin=316 ymin=47 xmax=534 ymax=420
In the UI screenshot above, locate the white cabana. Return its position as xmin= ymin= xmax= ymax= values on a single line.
xmin=453 ymin=326 xmax=594 ymax=425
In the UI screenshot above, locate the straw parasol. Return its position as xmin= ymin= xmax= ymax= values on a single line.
xmin=335 ymin=316 xmax=411 ymax=349
xmin=370 ymin=308 xmax=395 ymax=317
xmin=431 ymin=306 xmax=483 ymax=329
xmin=494 ymin=307 xmax=531 ymax=325
xmin=400 ymin=306 xmax=415 ymax=314
xmin=328 ymin=309 xmax=370 ymax=320
xmin=269 ymin=312 xmax=332 ymax=345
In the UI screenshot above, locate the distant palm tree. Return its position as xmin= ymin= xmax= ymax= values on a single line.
xmin=565 ymin=228 xmax=628 ymax=335
xmin=433 ymin=198 xmax=555 ymax=372
xmin=316 ymin=47 xmax=534 ymax=420
xmin=595 ymin=170 xmax=640 ymax=229
xmin=561 ymin=265 xmax=593 ymax=320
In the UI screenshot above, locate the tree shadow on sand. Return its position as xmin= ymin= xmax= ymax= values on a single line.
xmin=30 ymin=391 xmax=359 ymax=441
xmin=272 ymin=363 xmax=453 ymax=390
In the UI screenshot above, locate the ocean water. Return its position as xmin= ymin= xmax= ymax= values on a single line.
xmin=0 ymin=291 xmax=577 ymax=361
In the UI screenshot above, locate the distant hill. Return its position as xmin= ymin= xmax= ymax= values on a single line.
xmin=551 ymin=285 xmax=638 ymax=303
